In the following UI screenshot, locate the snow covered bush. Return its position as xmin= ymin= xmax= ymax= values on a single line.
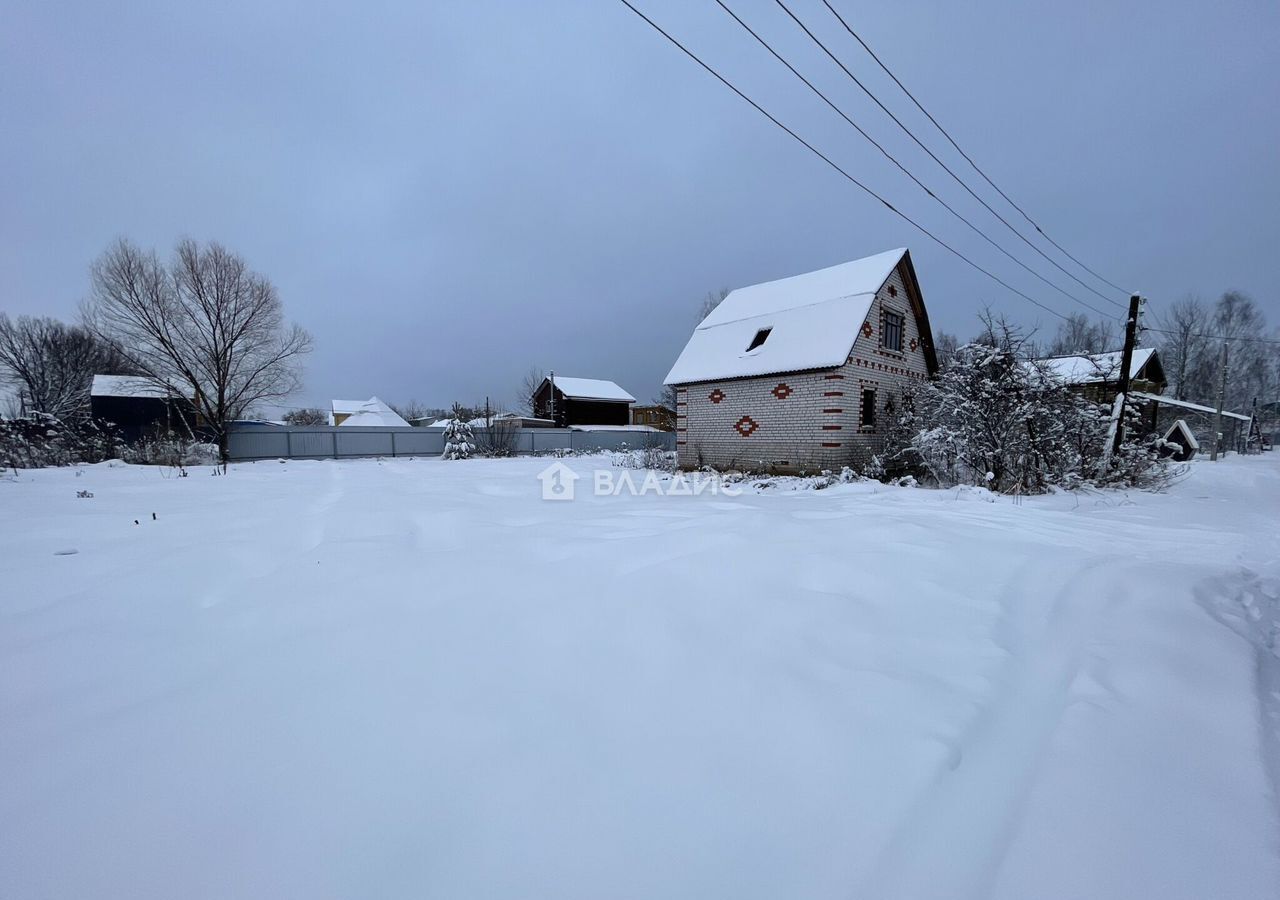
xmin=894 ymin=343 xmax=1174 ymax=493
xmin=0 ymin=414 xmax=122 ymax=470
xmin=612 ymin=447 xmax=677 ymax=472
xmin=122 ymin=429 xmax=218 ymax=470
xmin=441 ymin=412 xmax=474 ymax=460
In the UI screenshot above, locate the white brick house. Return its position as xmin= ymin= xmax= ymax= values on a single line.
xmin=664 ymin=248 xmax=938 ymax=473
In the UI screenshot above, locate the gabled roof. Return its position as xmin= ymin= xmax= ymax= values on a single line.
xmin=664 ymin=248 xmax=910 ymax=385
xmin=1036 ymin=348 xmax=1159 ymax=385
xmin=544 ymin=377 xmax=635 ymax=403
xmin=91 ymin=374 xmax=186 ymax=399
xmin=331 ymin=397 xmax=410 ymax=427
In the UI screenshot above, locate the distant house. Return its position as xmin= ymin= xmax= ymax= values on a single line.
xmin=1035 ymin=348 xmax=1166 ymax=399
xmin=631 ymin=404 xmax=675 ymax=431
xmin=1035 ymin=348 xmax=1167 ymax=436
xmin=664 ymin=248 xmax=938 ymax=473
xmin=1034 ymin=348 xmax=1258 ymax=452
xmin=90 ymin=375 xmax=199 ymax=440
xmin=532 ymin=376 xmax=635 ymax=427
xmin=330 ymin=397 xmax=410 ymax=427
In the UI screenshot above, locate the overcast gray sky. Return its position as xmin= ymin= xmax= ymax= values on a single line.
xmin=3 ymin=0 xmax=1276 ymax=412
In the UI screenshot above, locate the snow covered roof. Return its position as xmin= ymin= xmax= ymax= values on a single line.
xmin=332 ymin=397 xmax=410 ymax=427
xmin=1163 ymin=419 xmax=1199 ymax=450
xmin=1036 ymin=348 xmax=1157 ymax=385
xmin=664 ymin=248 xmax=908 ymax=385
xmin=568 ymin=424 xmax=662 ymax=432
xmin=546 ymin=377 xmax=635 ymax=403
xmin=423 ymin=416 xmax=491 ymax=428
xmin=90 ymin=374 xmax=186 ymax=399
xmin=1131 ymin=391 xmax=1251 ymax=422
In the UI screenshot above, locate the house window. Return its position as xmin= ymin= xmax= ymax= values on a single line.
xmin=746 ymin=327 xmax=772 ymax=351
xmin=860 ymin=388 xmax=876 ymax=429
xmin=882 ymin=311 xmax=904 ymax=352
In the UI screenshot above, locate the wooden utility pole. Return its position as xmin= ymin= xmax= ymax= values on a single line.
xmin=549 ymin=371 xmax=556 ymax=426
xmin=1102 ymin=294 xmax=1143 ymax=468
xmin=1210 ymin=341 xmax=1230 ymax=461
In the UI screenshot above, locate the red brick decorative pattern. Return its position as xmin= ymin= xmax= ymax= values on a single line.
xmin=708 ymin=388 xmax=725 ymax=404
xmin=771 ymin=383 xmax=793 ymax=400
xmin=861 ymin=322 xmax=874 ymax=337
xmin=734 ymin=415 xmax=758 ymax=437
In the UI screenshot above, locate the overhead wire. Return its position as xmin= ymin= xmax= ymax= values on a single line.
xmin=819 ymin=0 xmax=1131 ymax=296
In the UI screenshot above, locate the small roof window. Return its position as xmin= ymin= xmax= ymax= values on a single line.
xmin=746 ymin=327 xmax=772 ymax=352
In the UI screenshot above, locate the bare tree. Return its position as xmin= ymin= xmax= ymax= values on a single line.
xmin=1154 ymin=296 xmax=1210 ymax=400
xmin=84 ymin=238 xmax=311 ymax=462
xmin=1047 ymin=312 xmax=1118 ymax=355
xmin=933 ymin=331 xmax=959 ymax=370
xmin=697 ymin=287 xmax=729 ymax=323
xmin=388 ymin=399 xmax=430 ymax=424
xmin=1211 ymin=290 xmax=1272 ymax=410
xmin=973 ymin=308 xmax=1037 ymax=356
xmin=0 ymin=314 xmax=135 ymax=420
xmin=282 ymin=407 xmax=327 ymax=426
xmin=653 ymin=383 xmax=678 ymax=411
xmin=518 ymin=367 xmax=545 ymax=416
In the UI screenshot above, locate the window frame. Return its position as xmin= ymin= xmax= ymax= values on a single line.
xmin=881 ymin=309 xmax=905 ymax=353
xmin=860 ymin=387 xmax=877 ymax=430
xmin=746 ymin=327 xmax=772 ymax=352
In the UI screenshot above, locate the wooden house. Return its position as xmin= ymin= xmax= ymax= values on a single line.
xmin=532 ymin=377 xmax=635 ymax=427
xmin=90 ymin=375 xmax=200 ymax=440
xmin=664 ymin=248 xmax=938 ymax=473
xmin=631 ymin=404 xmax=675 ymax=431
xmin=1035 ymin=348 xmax=1167 ymax=435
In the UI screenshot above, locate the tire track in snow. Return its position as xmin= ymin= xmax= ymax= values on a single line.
xmin=854 ymin=557 xmax=1121 ymax=900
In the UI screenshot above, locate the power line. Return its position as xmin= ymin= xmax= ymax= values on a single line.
xmin=713 ymin=0 xmax=1117 ymax=320
xmin=616 ymin=0 xmax=1070 ymax=322
xmin=1145 ymin=326 xmax=1280 ymax=346
xmin=820 ymin=0 xmax=1130 ymax=296
xmin=772 ymin=0 xmax=1127 ymax=311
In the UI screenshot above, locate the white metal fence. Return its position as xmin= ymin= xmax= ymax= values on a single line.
xmin=226 ymin=423 xmax=674 ymax=461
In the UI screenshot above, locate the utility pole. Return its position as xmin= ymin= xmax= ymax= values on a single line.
xmin=1102 ymin=293 xmax=1143 ymax=468
xmin=1210 ymin=341 xmax=1230 ymax=461
xmin=548 ymin=371 xmax=556 ymax=426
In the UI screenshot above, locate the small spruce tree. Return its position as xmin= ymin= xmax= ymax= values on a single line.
xmin=441 ymin=404 xmax=474 ymax=460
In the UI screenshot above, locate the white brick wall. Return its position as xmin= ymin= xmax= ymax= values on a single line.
xmin=675 ymin=266 xmax=932 ymax=473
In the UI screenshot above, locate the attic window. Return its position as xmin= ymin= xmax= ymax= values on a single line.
xmin=746 ymin=328 xmax=772 ymax=352
xmin=882 ymin=311 xmax=904 ymax=352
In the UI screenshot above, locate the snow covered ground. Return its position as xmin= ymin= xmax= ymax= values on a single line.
xmin=2 ymin=454 xmax=1279 ymax=899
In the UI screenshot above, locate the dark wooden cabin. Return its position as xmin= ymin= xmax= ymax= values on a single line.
xmin=531 ymin=376 xmax=635 ymax=427
xmin=90 ymin=375 xmax=201 ymax=441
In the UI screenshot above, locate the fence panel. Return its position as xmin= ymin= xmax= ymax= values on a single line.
xmin=290 ymin=431 xmax=337 ymax=458
xmin=335 ymin=429 xmax=395 ymax=458
xmin=226 ymin=423 xmax=673 ymax=462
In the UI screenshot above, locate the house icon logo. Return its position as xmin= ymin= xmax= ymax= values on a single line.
xmin=537 ymin=461 xmax=580 ymax=501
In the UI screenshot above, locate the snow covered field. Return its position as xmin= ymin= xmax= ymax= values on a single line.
xmin=3 ymin=454 xmax=1279 ymax=899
